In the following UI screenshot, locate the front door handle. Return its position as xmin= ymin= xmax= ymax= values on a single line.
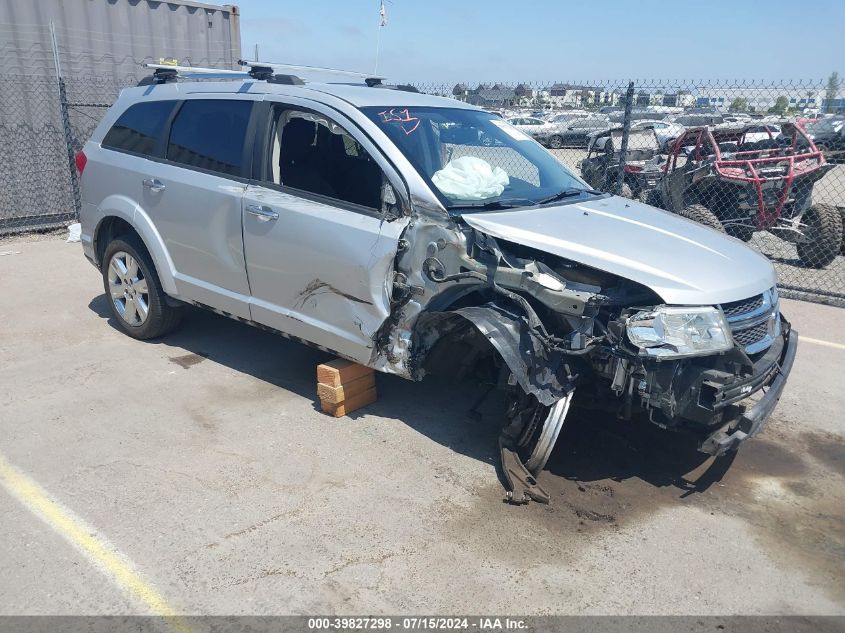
xmin=246 ymin=204 xmax=279 ymax=222
xmin=142 ymin=178 xmax=166 ymax=193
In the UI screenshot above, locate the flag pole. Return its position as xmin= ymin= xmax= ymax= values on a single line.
xmin=374 ymin=24 xmax=381 ymax=75
xmin=374 ymin=0 xmax=386 ymax=75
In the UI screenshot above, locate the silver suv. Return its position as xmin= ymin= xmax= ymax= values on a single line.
xmin=78 ymin=65 xmax=797 ymax=503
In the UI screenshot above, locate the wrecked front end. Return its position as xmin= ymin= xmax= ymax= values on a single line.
xmin=374 ymin=213 xmax=797 ymax=504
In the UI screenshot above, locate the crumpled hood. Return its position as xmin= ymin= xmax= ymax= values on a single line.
xmin=462 ymin=196 xmax=776 ymax=305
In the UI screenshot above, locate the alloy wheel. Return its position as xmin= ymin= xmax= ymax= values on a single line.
xmin=107 ymin=251 xmax=149 ymax=326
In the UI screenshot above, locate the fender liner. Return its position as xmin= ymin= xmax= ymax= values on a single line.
xmin=448 ymin=303 xmax=570 ymax=406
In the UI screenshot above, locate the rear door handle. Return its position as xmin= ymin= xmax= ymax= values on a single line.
xmin=142 ymin=178 xmax=165 ymax=192
xmin=246 ymin=204 xmax=279 ymax=222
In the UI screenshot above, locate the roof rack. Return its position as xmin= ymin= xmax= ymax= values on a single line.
xmin=138 ymin=61 xmax=387 ymax=88
xmin=239 ymin=59 xmax=385 ymax=86
xmin=139 ymin=62 xmax=305 ymax=86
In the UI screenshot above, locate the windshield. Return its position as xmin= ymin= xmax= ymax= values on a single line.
xmin=362 ymin=106 xmax=591 ymax=210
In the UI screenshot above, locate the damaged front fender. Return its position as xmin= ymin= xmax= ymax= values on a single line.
xmin=416 ymin=302 xmax=571 ymax=407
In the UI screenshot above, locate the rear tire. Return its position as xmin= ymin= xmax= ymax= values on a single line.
xmin=679 ymin=203 xmax=726 ymax=233
xmin=620 ymin=183 xmax=634 ymax=199
xmin=102 ymin=236 xmax=183 ymax=340
xmin=797 ymin=204 xmax=843 ymax=268
xmin=548 ymin=135 xmax=564 ymax=149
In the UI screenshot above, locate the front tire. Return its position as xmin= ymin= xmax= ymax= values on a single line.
xmin=797 ymin=204 xmax=843 ymax=268
xmin=102 ymin=236 xmax=183 ymax=339
xmin=548 ymin=135 xmax=564 ymax=149
xmin=679 ymin=203 xmax=726 ymax=233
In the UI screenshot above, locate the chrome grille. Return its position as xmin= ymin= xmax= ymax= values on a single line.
xmin=720 ymin=288 xmax=779 ymax=354
xmin=732 ymin=320 xmax=770 ymax=347
xmin=721 ymin=294 xmax=764 ymax=319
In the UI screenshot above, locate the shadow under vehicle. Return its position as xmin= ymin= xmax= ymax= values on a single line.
xmin=580 ymin=127 xmax=665 ymax=200
xmin=647 ymin=123 xmax=841 ymax=268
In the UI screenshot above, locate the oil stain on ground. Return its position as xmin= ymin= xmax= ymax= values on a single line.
xmin=444 ymin=407 xmax=845 ymax=603
xmin=169 ymin=352 xmax=208 ymax=369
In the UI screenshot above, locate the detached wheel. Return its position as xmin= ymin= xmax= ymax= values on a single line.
xmin=102 ymin=236 xmax=183 ymax=339
xmin=679 ymin=203 xmax=726 ymax=233
xmin=797 ymin=203 xmax=843 ymax=268
xmin=548 ymin=135 xmax=564 ymax=149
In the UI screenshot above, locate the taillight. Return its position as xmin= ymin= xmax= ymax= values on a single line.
xmin=74 ymin=150 xmax=87 ymax=175
xmin=623 ymin=164 xmax=642 ymax=173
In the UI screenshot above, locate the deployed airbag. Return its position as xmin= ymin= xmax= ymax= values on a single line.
xmin=432 ymin=156 xmax=509 ymax=200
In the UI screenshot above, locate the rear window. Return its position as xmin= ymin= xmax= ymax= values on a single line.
xmin=102 ymin=100 xmax=175 ymax=156
xmin=166 ymin=100 xmax=253 ymax=177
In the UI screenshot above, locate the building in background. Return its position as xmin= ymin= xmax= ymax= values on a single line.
xmin=693 ymin=87 xmax=826 ymax=114
xmin=0 ymin=0 xmax=241 ymax=233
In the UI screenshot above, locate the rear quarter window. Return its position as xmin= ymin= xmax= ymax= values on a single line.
xmin=102 ymin=100 xmax=176 ymax=156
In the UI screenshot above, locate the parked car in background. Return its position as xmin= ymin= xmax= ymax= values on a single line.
xmin=803 ymin=116 xmax=845 ymax=163
xmin=536 ymin=115 xmax=611 ymax=148
xmin=627 ymin=119 xmax=685 ymax=150
xmin=506 ymin=116 xmax=548 ymax=135
xmin=672 ymin=113 xmax=725 ymax=127
xmin=742 ymin=123 xmax=782 ymax=145
xmin=544 ymin=111 xmax=591 ymax=123
xmin=608 ymin=108 xmax=668 ymax=123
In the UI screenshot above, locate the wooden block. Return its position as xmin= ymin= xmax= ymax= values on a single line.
xmin=317 ymin=373 xmax=376 ymax=404
xmin=317 ymin=358 xmax=373 ymax=388
xmin=320 ymin=387 xmax=378 ymax=417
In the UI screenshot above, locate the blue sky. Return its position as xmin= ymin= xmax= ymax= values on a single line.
xmin=236 ymin=0 xmax=843 ymax=84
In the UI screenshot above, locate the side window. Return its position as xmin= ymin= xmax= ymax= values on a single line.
xmin=266 ymin=108 xmax=387 ymax=211
xmin=102 ymin=100 xmax=175 ymax=156
xmin=166 ymin=99 xmax=253 ymax=177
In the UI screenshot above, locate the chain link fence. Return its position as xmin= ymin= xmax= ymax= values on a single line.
xmin=1 ymin=73 xmax=843 ymax=306
xmin=0 ymin=72 xmax=133 ymax=234
xmin=410 ymin=79 xmax=845 ymax=306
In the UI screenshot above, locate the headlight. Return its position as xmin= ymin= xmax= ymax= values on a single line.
xmin=627 ymin=306 xmax=733 ymax=358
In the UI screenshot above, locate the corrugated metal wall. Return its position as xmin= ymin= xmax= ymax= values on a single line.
xmin=0 ymin=0 xmax=242 ymax=233
xmin=2 ymin=0 xmax=241 ymax=79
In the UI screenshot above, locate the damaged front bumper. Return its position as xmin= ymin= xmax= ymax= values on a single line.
xmin=699 ymin=322 xmax=798 ymax=455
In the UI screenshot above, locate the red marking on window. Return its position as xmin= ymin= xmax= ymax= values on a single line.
xmin=378 ymin=108 xmax=421 ymax=135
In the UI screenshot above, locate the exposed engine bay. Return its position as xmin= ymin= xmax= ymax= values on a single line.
xmin=373 ymin=214 xmax=797 ymax=504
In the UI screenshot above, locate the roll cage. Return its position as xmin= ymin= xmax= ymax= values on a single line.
xmin=664 ymin=123 xmax=828 ymax=229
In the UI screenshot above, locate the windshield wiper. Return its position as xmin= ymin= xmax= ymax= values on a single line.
xmin=449 ymin=198 xmax=539 ymax=211
xmin=537 ymin=188 xmax=601 ymax=205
